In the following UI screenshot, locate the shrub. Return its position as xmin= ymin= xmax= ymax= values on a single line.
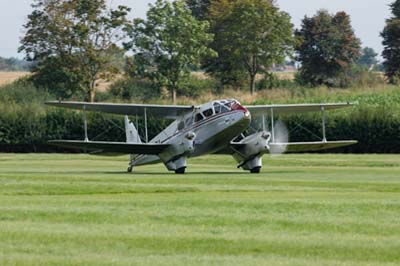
xmin=258 ymin=73 xmax=298 ymax=90
xmin=0 ymin=78 xmax=50 ymax=105
xmin=108 ymin=78 xmax=160 ymax=101
xmin=180 ymin=75 xmax=219 ymax=97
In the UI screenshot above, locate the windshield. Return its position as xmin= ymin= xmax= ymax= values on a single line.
xmin=216 ymin=99 xmax=242 ymax=111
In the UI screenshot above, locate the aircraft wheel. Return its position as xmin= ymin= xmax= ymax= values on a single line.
xmin=250 ymin=167 xmax=261 ymax=174
xmin=127 ymin=166 xmax=133 ymax=173
xmin=175 ymin=167 xmax=186 ymax=174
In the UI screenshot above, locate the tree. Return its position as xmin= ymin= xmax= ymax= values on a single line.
xmin=126 ymin=0 xmax=216 ymax=103
xmin=295 ymin=10 xmax=361 ymax=87
xmin=19 ymin=0 xmax=131 ymax=101
xmin=207 ymin=0 xmax=293 ymax=94
xmin=185 ymin=0 xmax=211 ymax=20
xmin=382 ymin=0 xmax=400 ymax=83
xmin=357 ymin=47 xmax=378 ymax=69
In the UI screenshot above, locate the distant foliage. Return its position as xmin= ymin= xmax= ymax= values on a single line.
xmin=125 ymin=0 xmax=216 ymax=104
xmin=185 ymin=0 xmax=210 ymax=20
xmin=19 ymin=0 xmax=131 ymax=102
xmin=295 ymin=10 xmax=361 ymax=87
xmin=180 ymin=75 xmax=219 ymax=97
xmin=108 ymin=78 xmax=160 ymax=101
xmin=257 ymin=73 xmax=298 ymax=90
xmin=382 ymin=0 xmax=400 ymax=84
xmin=357 ymin=47 xmax=379 ymax=69
xmin=206 ymin=0 xmax=294 ymax=94
xmin=0 ymin=78 xmax=49 ymax=105
xmin=0 ymin=57 xmax=32 ymax=71
xmin=346 ymin=65 xmax=385 ymax=88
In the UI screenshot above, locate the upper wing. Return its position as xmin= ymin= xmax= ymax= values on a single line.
xmin=46 ymin=101 xmax=196 ymax=119
xmin=49 ymin=140 xmax=170 ymax=155
xmin=245 ymin=102 xmax=355 ymax=116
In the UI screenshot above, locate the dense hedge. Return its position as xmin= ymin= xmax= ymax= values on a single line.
xmin=0 ymin=107 xmax=171 ymax=152
xmin=283 ymin=106 xmax=400 ymax=153
xmin=0 ymin=104 xmax=399 ymax=153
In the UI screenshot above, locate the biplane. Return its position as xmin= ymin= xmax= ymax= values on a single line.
xmin=46 ymin=99 xmax=357 ymax=174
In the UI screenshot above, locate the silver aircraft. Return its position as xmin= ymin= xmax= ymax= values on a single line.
xmin=46 ymin=99 xmax=357 ymax=174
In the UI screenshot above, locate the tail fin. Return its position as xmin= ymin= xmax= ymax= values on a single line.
xmin=124 ymin=115 xmax=142 ymax=144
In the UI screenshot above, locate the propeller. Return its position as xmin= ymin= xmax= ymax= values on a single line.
xmin=269 ymin=120 xmax=289 ymax=156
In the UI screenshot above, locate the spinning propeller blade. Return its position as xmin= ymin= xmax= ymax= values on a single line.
xmin=270 ymin=120 xmax=289 ymax=156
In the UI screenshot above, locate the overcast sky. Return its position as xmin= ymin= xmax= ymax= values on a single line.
xmin=0 ymin=0 xmax=392 ymax=59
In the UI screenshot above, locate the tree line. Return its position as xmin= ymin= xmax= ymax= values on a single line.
xmin=0 ymin=57 xmax=32 ymax=71
xmin=17 ymin=0 xmax=400 ymax=103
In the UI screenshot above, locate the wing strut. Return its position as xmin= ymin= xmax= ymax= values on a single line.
xmin=262 ymin=114 xmax=266 ymax=131
xmin=271 ymin=108 xmax=275 ymax=143
xmin=83 ymin=105 xmax=89 ymax=142
xmin=144 ymin=107 xmax=148 ymax=143
xmin=321 ymin=106 xmax=327 ymax=142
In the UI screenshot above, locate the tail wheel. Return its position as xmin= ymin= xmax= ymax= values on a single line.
xmin=250 ymin=167 xmax=261 ymax=174
xmin=175 ymin=167 xmax=186 ymax=174
xmin=127 ymin=166 xmax=133 ymax=173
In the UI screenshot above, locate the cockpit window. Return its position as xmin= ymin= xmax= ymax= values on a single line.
xmin=195 ymin=113 xmax=204 ymax=122
xmin=214 ymin=102 xmax=230 ymax=114
xmin=203 ymin=108 xmax=213 ymax=117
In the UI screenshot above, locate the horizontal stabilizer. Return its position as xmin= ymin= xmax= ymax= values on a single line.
xmin=270 ymin=140 xmax=358 ymax=153
xmin=46 ymin=101 xmax=195 ymax=119
xmin=49 ymin=140 xmax=170 ymax=155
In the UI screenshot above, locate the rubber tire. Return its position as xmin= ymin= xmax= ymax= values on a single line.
xmin=175 ymin=167 xmax=186 ymax=174
xmin=250 ymin=167 xmax=261 ymax=174
xmin=127 ymin=166 xmax=133 ymax=173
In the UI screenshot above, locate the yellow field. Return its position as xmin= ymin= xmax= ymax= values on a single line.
xmin=0 ymin=71 xmax=29 ymax=86
xmin=0 ymin=71 xmax=114 ymax=91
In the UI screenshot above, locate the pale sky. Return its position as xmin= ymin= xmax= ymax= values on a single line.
xmin=0 ymin=0 xmax=392 ymax=60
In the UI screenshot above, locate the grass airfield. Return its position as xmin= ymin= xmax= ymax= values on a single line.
xmin=0 ymin=154 xmax=399 ymax=266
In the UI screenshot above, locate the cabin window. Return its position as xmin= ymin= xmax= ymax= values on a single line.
xmin=214 ymin=103 xmax=222 ymax=114
xmin=203 ymin=108 xmax=213 ymax=118
xmin=195 ymin=113 xmax=204 ymax=122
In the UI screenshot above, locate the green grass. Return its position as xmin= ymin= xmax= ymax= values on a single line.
xmin=0 ymin=154 xmax=400 ymax=266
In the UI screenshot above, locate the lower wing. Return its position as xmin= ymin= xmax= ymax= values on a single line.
xmin=269 ymin=140 xmax=357 ymax=153
xmin=215 ymin=140 xmax=357 ymax=155
xmin=49 ymin=140 xmax=170 ymax=155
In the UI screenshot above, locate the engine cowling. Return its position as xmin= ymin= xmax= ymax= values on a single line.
xmin=159 ymin=132 xmax=196 ymax=171
xmin=231 ymin=131 xmax=271 ymax=171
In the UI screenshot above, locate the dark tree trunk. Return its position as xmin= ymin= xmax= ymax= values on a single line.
xmin=89 ymin=90 xmax=96 ymax=103
xmin=89 ymin=80 xmax=96 ymax=102
xmin=172 ymin=88 xmax=177 ymax=104
xmin=250 ymin=74 xmax=256 ymax=95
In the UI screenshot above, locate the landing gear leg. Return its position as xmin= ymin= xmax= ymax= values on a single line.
xmin=127 ymin=166 xmax=133 ymax=173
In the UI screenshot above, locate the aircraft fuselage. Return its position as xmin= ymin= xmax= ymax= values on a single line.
xmin=132 ymin=99 xmax=251 ymax=167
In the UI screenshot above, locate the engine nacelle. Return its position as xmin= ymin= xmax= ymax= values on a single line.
xmin=231 ymin=131 xmax=271 ymax=171
xmin=159 ymin=132 xmax=196 ymax=171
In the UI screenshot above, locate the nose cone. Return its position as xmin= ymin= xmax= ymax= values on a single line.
xmin=238 ymin=108 xmax=251 ymax=129
xmin=243 ymin=109 xmax=251 ymax=120
xmin=231 ymin=102 xmax=251 ymax=120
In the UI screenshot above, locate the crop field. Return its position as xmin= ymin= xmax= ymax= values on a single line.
xmin=0 ymin=72 xmax=30 ymax=86
xmin=0 ymin=154 xmax=399 ymax=266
